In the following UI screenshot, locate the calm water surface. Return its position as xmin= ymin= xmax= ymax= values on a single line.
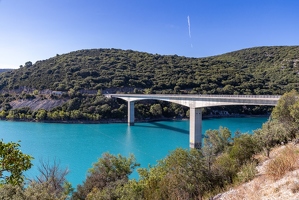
xmin=0 ymin=117 xmax=267 ymax=187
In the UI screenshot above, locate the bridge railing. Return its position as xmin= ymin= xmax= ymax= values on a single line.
xmin=191 ymin=94 xmax=281 ymax=99
xmin=108 ymin=94 xmax=281 ymax=99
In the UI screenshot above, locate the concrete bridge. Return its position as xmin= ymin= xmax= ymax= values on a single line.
xmin=106 ymin=94 xmax=281 ymax=148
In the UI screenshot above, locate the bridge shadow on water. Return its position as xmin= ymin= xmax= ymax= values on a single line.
xmin=134 ymin=121 xmax=189 ymax=134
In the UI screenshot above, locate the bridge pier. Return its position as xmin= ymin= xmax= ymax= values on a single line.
xmin=189 ymin=107 xmax=202 ymax=149
xmin=128 ymin=101 xmax=135 ymax=126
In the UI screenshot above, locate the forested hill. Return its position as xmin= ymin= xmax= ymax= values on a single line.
xmin=0 ymin=69 xmax=13 ymax=74
xmin=0 ymin=46 xmax=299 ymax=95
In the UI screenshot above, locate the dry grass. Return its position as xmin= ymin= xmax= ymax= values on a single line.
xmin=212 ymin=176 xmax=267 ymax=200
xmin=265 ymin=144 xmax=299 ymax=180
xmin=290 ymin=180 xmax=299 ymax=193
xmin=213 ymin=144 xmax=299 ymax=200
xmin=223 ymin=180 xmax=262 ymax=200
xmin=254 ymin=153 xmax=268 ymax=164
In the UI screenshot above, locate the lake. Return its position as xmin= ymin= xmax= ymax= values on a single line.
xmin=0 ymin=117 xmax=267 ymax=187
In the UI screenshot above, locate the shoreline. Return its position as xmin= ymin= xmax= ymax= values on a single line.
xmin=0 ymin=114 xmax=270 ymax=124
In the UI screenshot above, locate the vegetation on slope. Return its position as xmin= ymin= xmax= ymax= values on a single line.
xmin=215 ymin=143 xmax=299 ymax=200
xmin=0 ymin=46 xmax=298 ymax=122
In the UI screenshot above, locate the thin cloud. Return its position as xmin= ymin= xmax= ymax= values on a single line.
xmin=187 ymin=15 xmax=193 ymax=48
xmin=187 ymin=15 xmax=191 ymax=38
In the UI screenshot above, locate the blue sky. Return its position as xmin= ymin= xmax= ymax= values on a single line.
xmin=1 ymin=0 xmax=299 ymax=68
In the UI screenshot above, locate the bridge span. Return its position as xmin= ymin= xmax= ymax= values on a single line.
xmin=106 ymin=94 xmax=281 ymax=148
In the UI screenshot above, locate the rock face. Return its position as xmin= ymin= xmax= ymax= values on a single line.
xmin=10 ymin=99 xmax=67 ymax=111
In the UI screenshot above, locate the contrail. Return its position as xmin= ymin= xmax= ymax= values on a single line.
xmin=187 ymin=15 xmax=193 ymax=48
xmin=187 ymin=15 xmax=191 ymax=38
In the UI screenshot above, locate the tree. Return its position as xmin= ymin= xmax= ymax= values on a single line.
xmin=33 ymin=159 xmax=72 ymax=198
xmin=271 ymin=90 xmax=299 ymax=137
xmin=36 ymin=109 xmax=47 ymax=120
xmin=162 ymin=148 xmax=212 ymax=200
xmin=212 ymin=153 xmax=238 ymax=185
xmin=137 ymin=164 xmax=166 ymax=199
xmin=25 ymin=61 xmax=32 ymax=67
xmin=0 ymin=110 xmax=7 ymax=119
xmin=2 ymin=103 xmax=12 ymax=111
xmin=253 ymin=121 xmax=288 ymax=157
xmin=138 ymin=148 xmax=212 ymax=200
xmin=149 ymin=104 xmax=162 ymax=117
xmin=202 ymin=127 xmax=232 ymax=170
xmin=229 ymin=133 xmax=257 ymax=165
xmin=73 ymin=153 xmax=139 ymax=200
xmin=67 ymin=97 xmax=81 ymax=111
xmin=0 ymin=140 xmax=33 ymax=185
xmin=290 ymin=100 xmax=299 ymax=126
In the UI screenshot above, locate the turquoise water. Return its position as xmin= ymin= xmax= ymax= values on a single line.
xmin=0 ymin=117 xmax=267 ymax=187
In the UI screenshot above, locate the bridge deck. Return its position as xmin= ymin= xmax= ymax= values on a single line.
xmin=107 ymin=94 xmax=280 ymax=108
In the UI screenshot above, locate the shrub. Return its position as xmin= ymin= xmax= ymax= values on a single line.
xmin=202 ymin=127 xmax=232 ymax=170
xmin=212 ymin=153 xmax=238 ymax=185
xmin=33 ymin=90 xmax=39 ymax=95
xmin=137 ymin=148 xmax=213 ymax=200
xmin=0 ymin=184 xmax=26 ymax=200
xmin=253 ymin=121 xmax=288 ymax=157
xmin=235 ymin=161 xmax=257 ymax=184
xmin=271 ymin=90 xmax=299 ymax=138
xmin=73 ymin=153 xmax=139 ymax=200
xmin=229 ymin=134 xmax=257 ymax=165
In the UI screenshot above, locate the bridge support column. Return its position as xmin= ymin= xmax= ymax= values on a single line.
xmin=128 ymin=101 xmax=135 ymax=126
xmin=189 ymin=107 xmax=202 ymax=149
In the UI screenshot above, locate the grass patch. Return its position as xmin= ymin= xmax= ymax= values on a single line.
xmin=291 ymin=181 xmax=299 ymax=193
xmin=235 ymin=161 xmax=257 ymax=184
xmin=265 ymin=145 xmax=299 ymax=180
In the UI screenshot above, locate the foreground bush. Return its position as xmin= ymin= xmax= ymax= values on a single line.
xmin=235 ymin=161 xmax=258 ymax=184
xmin=73 ymin=153 xmax=139 ymax=200
xmin=254 ymin=120 xmax=288 ymax=157
xmin=229 ymin=133 xmax=257 ymax=165
xmin=137 ymin=148 xmax=214 ymax=200
xmin=0 ymin=183 xmax=68 ymax=200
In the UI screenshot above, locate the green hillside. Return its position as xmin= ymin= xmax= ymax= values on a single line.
xmin=0 ymin=46 xmax=298 ymax=122
xmin=1 ymin=46 xmax=299 ymax=94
